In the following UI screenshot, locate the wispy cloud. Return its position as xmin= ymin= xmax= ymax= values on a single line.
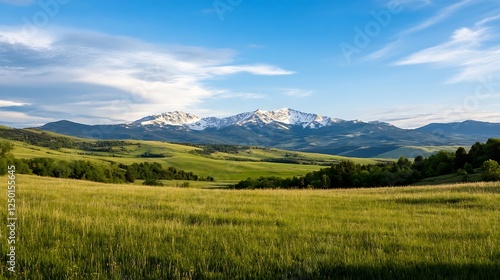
xmin=216 ymin=91 xmax=266 ymax=99
xmin=206 ymin=65 xmax=294 ymax=76
xmin=365 ymin=0 xmax=475 ymax=61
xmin=248 ymin=44 xmax=265 ymax=49
xmin=363 ymin=40 xmax=401 ymax=61
xmin=0 ymin=27 xmax=294 ymax=125
xmin=400 ymin=0 xmax=475 ymax=36
xmin=360 ymin=103 xmax=500 ymax=128
xmin=282 ymin=88 xmax=314 ymax=98
xmin=394 ymin=0 xmax=432 ymax=10
xmin=0 ymin=111 xmax=53 ymax=127
xmin=395 ymin=17 xmax=500 ymax=83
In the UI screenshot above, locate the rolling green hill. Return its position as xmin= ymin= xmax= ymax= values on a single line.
xmin=1 ymin=127 xmax=389 ymax=182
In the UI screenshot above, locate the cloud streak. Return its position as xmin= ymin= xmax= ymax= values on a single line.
xmin=0 ymin=100 xmax=29 ymax=107
xmin=282 ymin=88 xmax=314 ymax=98
xmin=395 ymin=17 xmax=500 ymax=83
xmin=399 ymin=0 xmax=475 ymax=36
xmin=360 ymin=103 xmax=500 ymax=129
xmin=365 ymin=0 xmax=476 ymax=61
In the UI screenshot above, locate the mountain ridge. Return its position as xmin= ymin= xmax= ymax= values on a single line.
xmin=129 ymin=108 xmax=345 ymax=130
xmin=37 ymin=108 xmax=500 ymax=158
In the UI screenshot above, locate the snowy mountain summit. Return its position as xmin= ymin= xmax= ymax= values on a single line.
xmin=132 ymin=108 xmax=344 ymax=130
xmin=133 ymin=111 xmax=201 ymax=127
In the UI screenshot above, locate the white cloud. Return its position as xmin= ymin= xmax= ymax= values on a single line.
xmin=0 ymin=27 xmax=294 ymax=125
xmin=0 ymin=100 xmax=29 ymax=107
xmin=0 ymin=111 xmax=53 ymax=128
xmin=395 ymin=18 xmax=500 ymax=83
xmin=0 ymin=27 xmax=53 ymax=48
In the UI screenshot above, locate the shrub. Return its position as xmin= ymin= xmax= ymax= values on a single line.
xmin=142 ymin=179 xmax=164 ymax=186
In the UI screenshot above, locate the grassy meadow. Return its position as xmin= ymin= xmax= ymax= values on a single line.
xmin=8 ymin=139 xmax=385 ymax=182
xmin=1 ymin=175 xmax=499 ymax=279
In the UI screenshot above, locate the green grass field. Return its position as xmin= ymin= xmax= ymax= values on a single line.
xmin=1 ymin=175 xmax=499 ymax=279
xmin=8 ymin=139 xmax=386 ymax=182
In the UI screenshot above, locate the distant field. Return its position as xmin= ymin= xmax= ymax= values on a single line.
xmin=1 ymin=175 xmax=499 ymax=279
xmin=7 ymin=138 xmax=386 ymax=181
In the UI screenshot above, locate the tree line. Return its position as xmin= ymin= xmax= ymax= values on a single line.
xmin=122 ymin=162 xmax=214 ymax=182
xmin=234 ymin=138 xmax=500 ymax=189
xmin=0 ymin=126 xmax=127 ymax=151
xmin=189 ymin=143 xmax=251 ymax=156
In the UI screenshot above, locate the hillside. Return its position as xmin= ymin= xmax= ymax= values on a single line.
xmin=0 ymin=127 xmax=386 ymax=182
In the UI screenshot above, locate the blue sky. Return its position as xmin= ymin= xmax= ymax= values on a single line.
xmin=0 ymin=0 xmax=499 ymax=128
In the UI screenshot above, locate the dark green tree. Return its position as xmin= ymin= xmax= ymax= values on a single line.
xmin=0 ymin=141 xmax=14 ymax=175
xmin=454 ymin=147 xmax=468 ymax=170
xmin=468 ymin=142 xmax=487 ymax=167
xmin=125 ymin=168 xmax=136 ymax=183
xmin=463 ymin=162 xmax=474 ymax=174
xmin=0 ymin=141 xmax=14 ymax=157
xmin=485 ymin=138 xmax=500 ymax=162
xmin=482 ymin=159 xmax=500 ymax=181
xmin=143 ymin=179 xmax=164 ymax=186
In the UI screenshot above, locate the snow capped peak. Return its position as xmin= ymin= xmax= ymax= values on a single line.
xmin=133 ymin=111 xmax=200 ymax=127
xmin=131 ymin=108 xmax=347 ymax=130
xmin=247 ymin=108 xmax=333 ymax=128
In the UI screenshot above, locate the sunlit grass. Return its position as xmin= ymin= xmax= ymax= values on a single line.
xmin=1 ymin=175 xmax=499 ymax=279
xmin=9 ymin=139 xmax=384 ymax=181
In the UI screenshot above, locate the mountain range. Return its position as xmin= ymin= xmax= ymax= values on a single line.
xmin=132 ymin=108 xmax=343 ymax=130
xmin=38 ymin=108 xmax=500 ymax=158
